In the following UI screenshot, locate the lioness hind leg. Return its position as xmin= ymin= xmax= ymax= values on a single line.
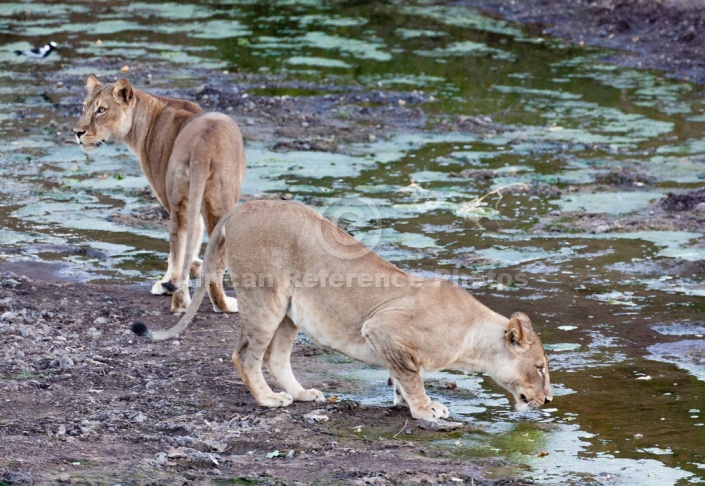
xmin=203 ymin=218 xmax=237 ymax=314
xmin=189 ymin=218 xmax=205 ymax=279
xmin=232 ymin=309 xmax=293 ymax=408
xmin=208 ymin=267 xmax=238 ymax=314
xmin=190 ymin=258 xmax=203 ymax=278
xmin=151 ymin=251 xmax=177 ymax=295
xmin=265 ymin=317 xmax=324 ymax=402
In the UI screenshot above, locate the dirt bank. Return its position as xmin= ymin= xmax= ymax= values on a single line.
xmin=471 ymin=0 xmax=705 ymax=85
xmin=0 ymin=263 xmax=526 ymax=485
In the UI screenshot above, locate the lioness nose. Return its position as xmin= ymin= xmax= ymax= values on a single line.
xmin=73 ymin=128 xmax=85 ymax=138
xmin=544 ymin=396 xmax=552 ymax=404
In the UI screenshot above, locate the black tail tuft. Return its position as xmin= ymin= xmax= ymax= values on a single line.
xmin=131 ymin=322 xmax=148 ymax=336
xmin=161 ymin=281 xmax=178 ymax=293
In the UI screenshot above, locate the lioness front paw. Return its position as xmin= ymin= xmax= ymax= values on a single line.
xmin=413 ymin=401 xmax=450 ymax=421
xmin=293 ymin=388 xmax=325 ymax=402
xmin=213 ymin=296 xmax=238 ymax=314
xmin=258 ymin=392 xmax=294 ymax=408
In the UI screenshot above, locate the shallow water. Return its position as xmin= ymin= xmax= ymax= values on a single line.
xmin=2 ymin=0 xmax=705 ymax=483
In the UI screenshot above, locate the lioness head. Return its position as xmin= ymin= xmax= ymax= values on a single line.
xmin=496 ymin=312 xmax=552 ymax=412
xmin=73 ymin=75 xmax=134 ymax=153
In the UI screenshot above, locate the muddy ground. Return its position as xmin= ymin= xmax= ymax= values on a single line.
xmin=472 ymin=0 xmax=705 ymax=85
xmin=2 ymin=0 xmax=705 ymax=484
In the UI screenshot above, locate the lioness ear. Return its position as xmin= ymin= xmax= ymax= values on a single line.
xmin=86 ymin=74 xmax=102 ymax=93
xmin=505 ymin=316 xmax=532 ymax=351
xmin=113 ymin=78 xmax=133 ymax=104
xmin=511 ymin=312 xmax=534 ymax=331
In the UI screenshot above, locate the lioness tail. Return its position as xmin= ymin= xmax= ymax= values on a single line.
xmin=132 ymin=211 xmax=233 ymax=341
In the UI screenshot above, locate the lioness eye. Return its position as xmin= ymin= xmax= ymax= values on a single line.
xmin=97 ymin=106 xmax=106 ymax=114
xmin=537 ymin=366 xmax=544 ymax=374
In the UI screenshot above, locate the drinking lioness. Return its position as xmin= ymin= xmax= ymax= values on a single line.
xmin=133 ymin=200 xmax=552 ymax=421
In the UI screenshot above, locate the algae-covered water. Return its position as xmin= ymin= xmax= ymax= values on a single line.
xmin=1 ymin=1 xmax=705 ymax=483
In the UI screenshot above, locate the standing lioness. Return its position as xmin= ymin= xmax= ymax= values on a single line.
xmin=73 ymin=76 xmax=244 ymax=314
xmin=134 ymin=200 xmax=552 ymax=421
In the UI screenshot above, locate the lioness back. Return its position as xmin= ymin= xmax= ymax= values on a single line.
xmin=221 ymin=200 xmax=486 ymax=365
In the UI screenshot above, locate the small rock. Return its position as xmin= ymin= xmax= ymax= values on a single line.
xmin=303 ymin=410 xmax=329 ymax=422
xmin=2 ymin=278 xmax=21 ymax=288
xmin=59 ymin=356 xmax=74 ymax=370
xmin=168 ymin=447 xmax=186 ymax=459
xmin=417 ymin=418 xmax=463 ymax=431
xmin=93 ymin=317 xmax=109 ymax=325
xmin=1 ymin=311 xmax=21 ymax=323
xmin=154 ymin=452 xmax=168 ymax=465
xmin=594 ymin=224 xmax=611 ymax=234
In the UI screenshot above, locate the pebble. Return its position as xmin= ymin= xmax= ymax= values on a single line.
xmin=1 ymin=311 xmax=21 ymax=323
xmin=154 ymin=452 xmax=168 ymax=465
xmin=93 ymin=317 xmax=109 ymax=325
xmin=417 ymin=418 xmax=463 ymax=431
xmin=59 ymin=355 xmax=74 ymax=370
xmin=303 ymin=410 xmax=329 ymax=422
xmin=2 ymin=278 xmax=21 ymax=288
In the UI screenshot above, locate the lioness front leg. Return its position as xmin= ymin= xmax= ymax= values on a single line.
xmin=363 ymin=320 xmax=449 ymax=421
xmin=391 ymin=371 xmax=449 ymax=420
xmin=265 ymin=317 xmax=324 ymax=402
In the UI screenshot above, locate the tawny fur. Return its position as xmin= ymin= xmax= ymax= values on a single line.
xmin=73 ymin=75 xmax=244 ymax=314
xmin=137 ymin=200 xmax=553 ymax=421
